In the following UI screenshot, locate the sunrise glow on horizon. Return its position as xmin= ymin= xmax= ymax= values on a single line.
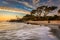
xmin=0 ymin=7 xmax=30 ymax=21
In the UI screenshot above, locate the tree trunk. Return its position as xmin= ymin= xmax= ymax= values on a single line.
xmin=44 ymin=12 xmax=48 ymax=20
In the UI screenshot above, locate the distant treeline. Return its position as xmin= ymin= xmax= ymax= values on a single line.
xmin=21 ymin=15 xmax=60 ymax=21
xmin=9 ymin=15 xmax=60 ymax=22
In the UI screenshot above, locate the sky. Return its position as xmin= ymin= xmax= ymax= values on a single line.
xmin=0 ymin=0 xmax=60 ymax=21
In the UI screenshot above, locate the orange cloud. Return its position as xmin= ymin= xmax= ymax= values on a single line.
xmin=0 ymin=6 xmax=30 ymax=21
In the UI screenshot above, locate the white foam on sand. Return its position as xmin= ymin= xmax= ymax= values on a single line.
xmin=0 ymin=22 xmax=59 ymax=40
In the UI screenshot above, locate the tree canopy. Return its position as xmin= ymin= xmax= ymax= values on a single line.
xmin=31 ymin=6 xmax=57 ymax=17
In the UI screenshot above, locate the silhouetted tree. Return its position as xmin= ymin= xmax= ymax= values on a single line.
xmin=31 ymin=10 xmax=37 ymax=15
xmin=36 ymin=6 xmax=43 ymax=17
xmin=44 ymin=6 xmax=57 ymax=17
xmin=22 ymin=6 xmax=58 ymax=21
xmin=58 ymin=9 xmax=60 ymax=14
xmin=31 ymin=6 xmax=57 ymax=18
xmin=22 ymin=14 xmax=36 ymax=21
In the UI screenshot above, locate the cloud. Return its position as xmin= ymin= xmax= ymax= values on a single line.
xmin=48 ymin=0 xmax=52 ymax=2
xmin=2 ymin=1 xmax=9 ymax=4
xmin=3 ymin=0 xmax=35 ymax=10
xmin=6 ymin=0 xmax=34 ymax=9
xmin=17 ymin=1 xmax=35 ymax=9
xmin=32 ymin=0 xmax=40 ymax=5
xmin=0 ymin=6 xmax=30 ymax=14
xmin=0 ymin=6 xmax=30 ymax=21
xmin=1 ymin=0 xmax=60 ymax=12
xmin=40 ymin=0 xmax=54 ymax=6
xmin=2 ymin=0 xmax=40 ymax=10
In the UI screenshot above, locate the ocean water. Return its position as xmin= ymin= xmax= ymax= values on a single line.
xmin=0 ymin=22 xmax=59 ymax=40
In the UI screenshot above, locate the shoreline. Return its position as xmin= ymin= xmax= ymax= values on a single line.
xmin=26 ymin=20 xmax=60 ymax=25
xmin=0 ymin=20 xmax=60 ymax=25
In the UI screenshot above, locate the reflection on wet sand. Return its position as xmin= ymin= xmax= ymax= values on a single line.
xmin=0 ymin=22 xmax=59 ymax=40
